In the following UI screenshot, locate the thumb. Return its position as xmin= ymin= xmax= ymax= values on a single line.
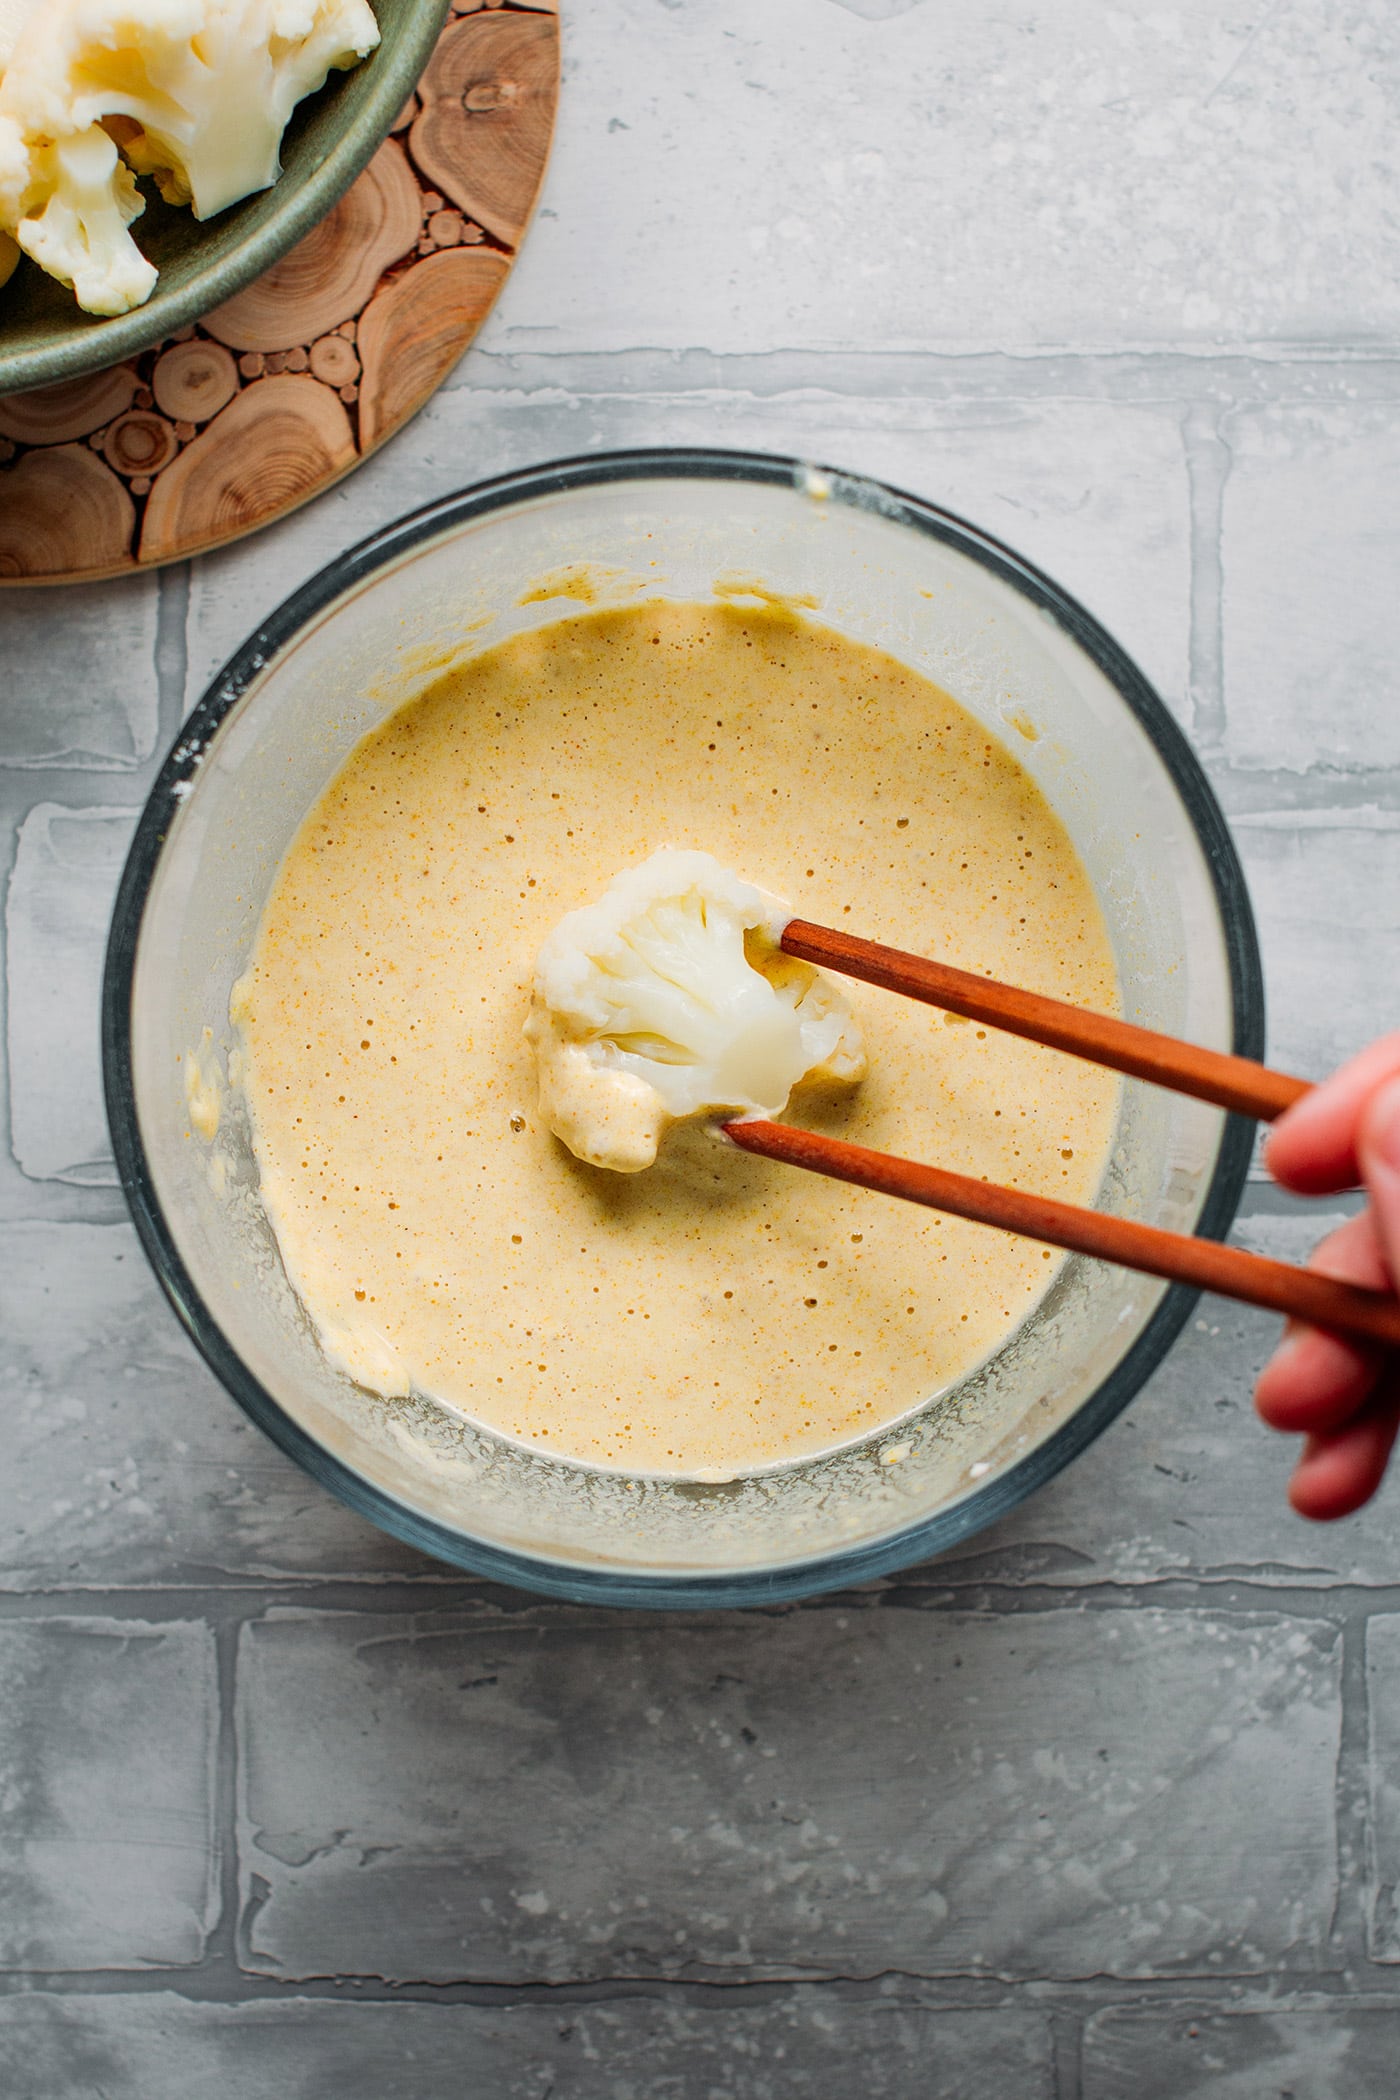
xmin=1357 ymin=1074 xmax=1400 ymax=1295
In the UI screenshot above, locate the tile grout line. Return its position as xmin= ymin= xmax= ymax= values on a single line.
xmin=1329 ymin=1610 xmax=1374 ymax=1975
xmin=154 ymin=561 xmax=191 ymax=745
xmin=1357 ymin=1617 xmax=1388 ymax=1973
xmin=2 ymin=1575 xmax=1400 ymax=1620
xmin=0 ymin=1968 xmax=1378 ymax=2009
xmin=1051 ymin=2005 xmax=1084 ymax=2100
xmin=461 ymin=344 xmax=1400 ymax=406
xmin=204 ymin=1615 xmax=243 ymax=1982
xmin=0 ymin=792 xmax=16 ymax=1185
xmin=1182 ymin=399 xmax=1230 ymax=760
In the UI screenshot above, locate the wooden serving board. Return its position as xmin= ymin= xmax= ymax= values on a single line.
xmin=0 ymin=1 xmax=559 ymax=586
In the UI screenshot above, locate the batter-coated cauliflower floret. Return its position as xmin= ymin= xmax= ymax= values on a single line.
xmin=0 ymin=0 xmax=380 ymax=314
xmin=525 ymin=850 xmax=866 ymax=1174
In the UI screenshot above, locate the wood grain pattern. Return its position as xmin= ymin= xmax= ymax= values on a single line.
xmin=411 ymin=13 xmax=558 ymax=247
xmin=308 ymin=333 xmax=361 ymax=388
xmin=0 ymin=444 xmax=134 ymax=576
xmin=0 ymin=367 xmax=139 ymax=445
xmin=202 ymin=140 xmax=423 ymax=355
xmin=0 ymin=4 xmax=558 ymax=585
xmin=357 ymin=246 xmax=507 ymax=449
xmin=138 ymin=375 xmax=356 ymax=564
xmin=102 ymin=410 xmax=179 ymax=480
xmin=151 ymin=339 xmax=238 ymax=422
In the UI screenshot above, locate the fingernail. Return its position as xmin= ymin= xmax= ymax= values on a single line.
xmin=1366 ymin=1076 xmax=1400 ymax=1173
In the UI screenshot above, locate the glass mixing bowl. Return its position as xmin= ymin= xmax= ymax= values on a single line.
xmin=103 ymin=449 xmax=1263 ymax=1606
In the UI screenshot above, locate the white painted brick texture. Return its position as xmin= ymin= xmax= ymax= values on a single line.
xmin=0 ymin=1619 xmax=217 ymax=1969
xmin=237 ymin=1605 xmax=1340 ymax=1984
xmin=0 ymin=1992 xmax=1054 ymax=2100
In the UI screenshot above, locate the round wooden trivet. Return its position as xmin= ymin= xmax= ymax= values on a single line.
xmin=0 ymin=1 xmax=559 ymax=586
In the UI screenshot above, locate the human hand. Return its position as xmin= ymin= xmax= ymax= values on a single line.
xmin=1255 ymin=1034 xmax=1400 ymax=1519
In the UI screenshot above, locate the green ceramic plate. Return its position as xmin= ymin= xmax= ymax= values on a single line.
xmin=0 ymin=0 xmax=448 ymax=398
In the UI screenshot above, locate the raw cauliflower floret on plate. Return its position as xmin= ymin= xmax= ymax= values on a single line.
xmin=0 ymin=112 xmax=155 ymax=312
xmin=0 ymin=0 xmax=380 ymax=314
xmin=526 ymin=849 xmax=866 ymax=1174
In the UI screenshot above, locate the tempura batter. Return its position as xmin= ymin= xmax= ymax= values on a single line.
xmin=233 ymin=600 xmax=1120 ymax=1472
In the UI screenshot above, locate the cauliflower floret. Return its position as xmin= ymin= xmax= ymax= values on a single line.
xmin=17 ymin=0 xmax=383 ymax=221
xmin=0 ymin=0 xmax=40 ymax=69
xmin=1 ymin=118 xmax=156 ymax=312
xmin=525 ymin=850 xmax=866 ymax=1174
xmin=0 ymin=0 xmax=380 ymax=314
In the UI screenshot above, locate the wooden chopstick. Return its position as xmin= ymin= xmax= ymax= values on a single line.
xmin=723 ymin=1120 xmax=1400 ymax=1350
xmin=749 ymin=920 xmax=1399 ymax=1343
xmin=781 ymin=919 xmax=1310 ymax=1122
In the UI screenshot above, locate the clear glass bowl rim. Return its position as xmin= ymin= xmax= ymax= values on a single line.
xmin=102 ymin=446 xmax=1265 ymax=1608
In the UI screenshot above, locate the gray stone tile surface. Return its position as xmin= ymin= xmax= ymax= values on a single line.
xmin=1 ymin=0 xmax=1399 ymax=2081
xmin=0 ymin=1990 xmax=1054 ymax=2100
xmin=1083 ymin=2005 xmax=1400 ymax=2100
xmin=0 ymin=580 xmax=159 ymax=772
xmin=489 ymin=0 xmax=1400 ymax=355
xmin=238 ymin=1604 xmax=1339 ymax=1983
xmin=1366 ymin=1615 xmax=1400 ymax=1963
xmin=1234 ymin=810 xmax=1400 ymax=1080
xmin=1222 ymin=404 xmax=1400 ymax=776
xmin=0 ymin=1619 xmax=216 ymax=1969
xmin=0 ymin=1221 xmax=415 ymax=1588
xmin=5 ymin=804 xmax=134 ymax=1185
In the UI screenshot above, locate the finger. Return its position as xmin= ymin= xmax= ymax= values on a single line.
xmin=1357 ymin=1074 xmax=1400 ymax=1294
xmin=1265 ymin=1030 xmax=1400 ymax=1195
xmin=1255 ymin=1213 xmax=1389 ymax=1433
xmin=1289 ymin=1378 xmax=1400 ymax=1522
xmin=1257 ymin=1327 xmax=1383 ymax=1434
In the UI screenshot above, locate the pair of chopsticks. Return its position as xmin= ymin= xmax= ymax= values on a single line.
xmin=722 ymin=921 xmax=1400 ymax=1350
